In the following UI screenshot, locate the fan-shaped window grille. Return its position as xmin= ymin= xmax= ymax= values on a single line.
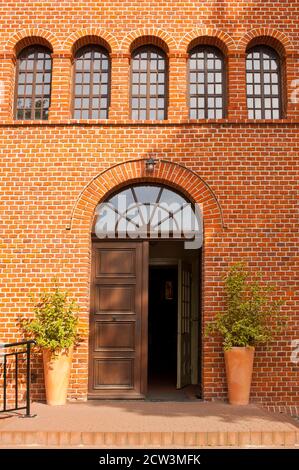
xmin=94 ymin=184 xmax=202 ymax=246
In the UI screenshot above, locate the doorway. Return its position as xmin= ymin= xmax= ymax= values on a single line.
xmin=147 ymin=240 xmax=201 ymax=400
xmin=88 ymin=238 xmax=201 ymax=400
xmin=88 ymin=183 xmax=202 ymax=400
xmin=148 ymin=265 xmax=178 ymax=397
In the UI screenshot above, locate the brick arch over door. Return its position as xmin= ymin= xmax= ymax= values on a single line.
xmin=69 ymin=159 xmax=225 ymax=235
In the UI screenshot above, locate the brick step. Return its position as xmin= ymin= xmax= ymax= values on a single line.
xmin=1 ymin=429 xmax=298 ymax=448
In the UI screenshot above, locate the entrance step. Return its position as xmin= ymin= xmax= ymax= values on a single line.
xmin=1 ymin=429 xmax=299 ymax=448
xmin=0 ymin=402 xmax=298 ymax=448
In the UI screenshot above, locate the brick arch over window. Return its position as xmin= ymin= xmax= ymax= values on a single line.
xmin=5 ymin=28 xmax=60 ymax=55
xmin=63 ymin=28 xmax=118 ymax=55
xmin=121 ymin=28 xmax=177 ymax=54
xmin=180 ymin=28 xmax=236 ymax=55
xmin=238 ymin=29 xmax=293 ymax=57
xmin=68 ymin=159 xmax=225 ymax=234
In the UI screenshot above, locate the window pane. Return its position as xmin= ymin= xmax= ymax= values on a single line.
xmin=139 ymin=109 xmax=147 ymax=120
xmin=35 ymin=108 xmax=41 ymax=119
xmin=73 ymin=109 xmax=81 ymax=119
xmin=17 ymin=109 xmax=24 ymax=119
xmin=150 ymin=98 xmax=157 ymax=108
xmin=140 ymin=98 xmax=146 ymax=108
xmin=198 ymin=97 xmax=204 ymax=108
xmin=24 ymin=108 xmax=31 ymax=119
xmin=272 ymin=109 xmax=280 ymax=119
xmin=101 ymin=85 xmax=108 ymax=95
xmin=26 ymin=73 xmax=33 ymax=83
xmin=149 ymin=109 xmax=156 ymax=120
xmin=100 ymin=109 xmax=108 ymax=119
xmin=157 ymin=110 xmax=165 ymax=120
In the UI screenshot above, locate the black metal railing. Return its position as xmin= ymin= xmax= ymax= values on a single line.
xmin=0 ymin=340 xmax=36 ymax=418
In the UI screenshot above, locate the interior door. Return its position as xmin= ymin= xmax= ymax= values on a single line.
xmin=177 ymin=260 xmax=192 ymax=388
xmin=89 ymin=241 xmax=148 ymax=399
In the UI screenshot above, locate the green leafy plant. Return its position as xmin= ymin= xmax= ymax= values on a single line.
xmin=206 ymin=261 xmax=287 ymax=350
xmin=21 ymin=284 xmax=81 ymax=353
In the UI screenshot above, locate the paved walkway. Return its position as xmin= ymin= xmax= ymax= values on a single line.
xmin=0 ymin=401 xmax=298 ymax=448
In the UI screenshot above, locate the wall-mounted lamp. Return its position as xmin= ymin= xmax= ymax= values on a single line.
xmin=145 ymin=157 xmax=158 ymax=173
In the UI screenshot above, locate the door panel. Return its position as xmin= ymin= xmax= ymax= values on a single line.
xmin=97 ymin=286 xmax=134 ymax=312
xmin=177 ymin=261 xmax=192 ymax=389
xmin=93 ymin=358 xmax=133 ymax=388
xmin=94 ymin=321 xmax=135 ymax=350
xmin=95 ymin=248 xmax=135 ymax=276
xmin=89 ymin=241 xmax=148 ymax=399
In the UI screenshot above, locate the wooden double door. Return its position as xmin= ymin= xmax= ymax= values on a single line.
xmin=88 ymin=240 xmax=192 ymax=399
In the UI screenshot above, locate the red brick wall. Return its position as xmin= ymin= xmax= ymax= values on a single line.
xmin=0 ymin=1 xmax=298 ymax=406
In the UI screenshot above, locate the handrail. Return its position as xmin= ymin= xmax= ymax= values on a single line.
xmin=0 ymin=339 xmax=36 ymax=418
xmin=2 ymin=340 xmax=36 ymax=349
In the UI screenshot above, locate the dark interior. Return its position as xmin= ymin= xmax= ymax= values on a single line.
xmin=148 ymin=266 xmax=178 ymax=390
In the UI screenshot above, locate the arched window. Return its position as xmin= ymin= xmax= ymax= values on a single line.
xmin=93 ymin=184 xmax=202 ymax=248
xmin=73 ymin=45 xmax=110 ymax=119
xmin=15 ymin=46 xmax=52 ymax=120
xmin=131 ymin=46 xmax=167 ymax=120
xmin=189 ymin=46 xmax=226 ymax=119
xmin=246 ymin=46 xmax=281 ymax=119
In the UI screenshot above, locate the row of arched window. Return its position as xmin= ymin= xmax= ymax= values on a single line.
xmin=15 ymin=43 xmax=282 ymax=121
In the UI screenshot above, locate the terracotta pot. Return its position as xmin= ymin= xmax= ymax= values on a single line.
xmin=224 ymin=346 xmax=255 ymax=405
xmin=42 ymin=347 xmax=73 ymax=406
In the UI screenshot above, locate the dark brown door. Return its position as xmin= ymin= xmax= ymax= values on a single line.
xmin=88 ymin=241 xmax=148 ymax=399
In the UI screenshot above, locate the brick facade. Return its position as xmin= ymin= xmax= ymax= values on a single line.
xmin=0 ymin=1 xmax=298 ymax=406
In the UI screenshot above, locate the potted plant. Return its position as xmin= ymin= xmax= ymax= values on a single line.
xmin=206 ymin=261 xmax=286 ymax=405
xmin=22 ymin=284 xmax=81 ymax=406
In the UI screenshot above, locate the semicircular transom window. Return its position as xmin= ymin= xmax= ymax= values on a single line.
xmin=93 ymin=184 xmax=202 ymax=243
